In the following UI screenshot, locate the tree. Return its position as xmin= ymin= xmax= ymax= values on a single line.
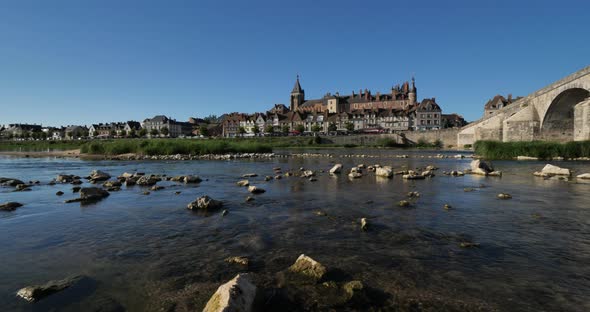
xmin=328 ymin=123 xmax=337 ymax=132
xmin=253 ymin=125 xmax=260 ymax=135
xmin=311 ymin=124 xmax=321 ymax=133
xmin=199 ymin=125 xmax=209 ymax=137
xmin=265 ymin=125 xmax=274 ymax=134
xmin=160 ymin=127 xmax=169 ymax=136
xmin=110 ymin=129 xmax=117 ymax=137
xmin=345 ymin=122 xmax=354 ymax=132
xmin=138 ymin=128 xmax=147 ymax=137
xmin=129 ymin=129 xmax=136 ymax=138
xmin=66 ymin=131 xmax=72 ymax=139
xmin=150 ymin=128 xmax=159 ymax=137
xmin=92 ymin=131 xmax=99 ymax=137
xmin=295 ymin=124 xmax=305 ymax=134
xmin=41 ymin=132 xmax=48 ymax=140
xmin=120 ymin=130 xmax=127 ymax=137
xmin=203 ymin=114 xmax=218 ymax=123
xmin=238 ymin=127 xmax=246 ymax=137
xmin=282 ymin=125 xmax=290 ymax=135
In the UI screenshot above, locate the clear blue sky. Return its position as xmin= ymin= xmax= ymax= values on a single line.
xmin=0 ymin=0 xmax=588 ymax=126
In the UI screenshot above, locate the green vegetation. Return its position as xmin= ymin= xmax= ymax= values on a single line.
xmin=474 ymin=140 xmax=590 ymax=159
xmin=0 ymin=140 xmax=87 ymax=151
xmin=375 ymin=138 xmax=405 ymax=148
xmin=414 ymin=138 xmax=443 ymax=149
xmin=80 ymin=139 xmax=273 ymax=156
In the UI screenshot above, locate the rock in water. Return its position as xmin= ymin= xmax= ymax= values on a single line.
xmin=361 ymin=218 xmax=368 ymax=231
xmin=65 ymin=187 xmax=110 ymax=203
xmin=248 ymin=186 xmax=265 ymax=194
xmin=203 ymin=274 xmax=256 ymax=312
xmin=289 ymin=254 xmax=327 ymax=281
xmin=470 ymin=160 xmax=494 ymax=175
xmin=136 ymin=175 xmax=160 ymax=186
xmin=348 ymin=172 xmax=362 ymax=179
xmin=329 ymin=164 xmax=343 ymax=174
xmin=89 ymin=170 xmax=111 ymax=182
xmin=497 ymin=193 xmax=512 ymax=199
xmin=534 ymin=164 xmax=571 ymax=177
xmin=16 ymin=275 xmax=84 ymax=302
xmin=343 ymin=280 xmax=364 ymax=302
xmin=0 ymin=202 xmax=23 ymax=211
xmin=375 ymin=166 xmax=393 ymax=178
xmin=577 ymin=173 xmax=590 ymax=179
xmin=183 ymin=175 xmax=202 ymax=184
xmin=242 ymin=173 xmax=258 ymax=178
xmin=236 ymin=180 xmax=250 ymax=187
xmin=0 ymin=178 xmax=25 ymax=187
xmin=225 ymin=256 xmax=249 ymax=267
xmin=187 ymin=195 xmax=223 ymax=210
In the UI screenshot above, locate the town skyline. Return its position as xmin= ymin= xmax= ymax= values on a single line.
xmin=1 ymin=1 xmax=589 ymax=125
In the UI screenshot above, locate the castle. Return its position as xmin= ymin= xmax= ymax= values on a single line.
xmin=290 ymin=76 xmax=417 ymax=113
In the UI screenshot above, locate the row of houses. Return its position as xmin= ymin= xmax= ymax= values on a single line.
xmin=0 ymin=115 xmax=225 ymax=140
xmin=222 ymin=99 xmax=466 ymax=137
xmin=0 ymin=124 xmax=90 ymax=140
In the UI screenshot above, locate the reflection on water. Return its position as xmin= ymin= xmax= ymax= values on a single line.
xmin=1 ymin=149 xmax=590 ymax=311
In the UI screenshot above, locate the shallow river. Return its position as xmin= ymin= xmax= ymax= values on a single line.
xmin=1 ymin=149 xmax=589 ymax=311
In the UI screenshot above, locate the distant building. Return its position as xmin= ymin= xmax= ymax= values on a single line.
xmin=412 ymin=98 xmax=442 ymax=130
xmin=2 ymin=124 xmax=42 ymax=137
xmin=142 ymin=116 xmax=193 ymax=138
xmin=483 ymin=94 xmax=521 ymax=118
xmin=442 ymin=113 xmax=468 ymax=128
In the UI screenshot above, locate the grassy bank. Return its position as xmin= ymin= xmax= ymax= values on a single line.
xmin=0 ymin=140 xmax=86 ymax=151
xmin=79 ymin=139 xmax=273 ymax=155
xmin=474 ymin=140 xmax=590 ymax=159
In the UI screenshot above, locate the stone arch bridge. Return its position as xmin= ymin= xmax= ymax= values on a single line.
xmin=458 ymin=66 xmax=590 ymax=146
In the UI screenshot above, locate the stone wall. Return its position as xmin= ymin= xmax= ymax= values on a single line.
xmin=399 ymin=128 xmax=460 ymax=148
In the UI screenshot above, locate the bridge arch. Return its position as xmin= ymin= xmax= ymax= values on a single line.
xmin=541 ymin=88 xmax=590 ymax=140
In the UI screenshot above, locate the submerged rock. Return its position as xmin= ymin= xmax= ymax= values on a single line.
xmin=56 ymin=191 xmax=64 ymax=196
xmin=460 ymin=242 xmax=480 ymax=248
xmin=242 ymin=173 xmax=258 ymax=178
xmin=399 ymin=200 xmax=411 ymax=207
xmin=343 ymin=280 xmax=364 ymax=302
xmin=497 ymin=193 xmax=512 ymax=199
xmin=187 ymin=195 xmax=223 ymax=210
xmin=289 ymin=254 xmax=327 ymax=281
xmin=16 ymin=275 xmax=85 ymax=302
xmin=0 ymin=202 xmax=23 ymax=211
xmin=151 ymin=185 xmax=165 ymax=191
xmin=407 ymin=191 xmax=420 ymax=198
xmin=203 ymin=274 xmax=256 ymax=312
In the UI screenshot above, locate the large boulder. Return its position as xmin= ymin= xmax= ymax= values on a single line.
xmin=534 ymin=164 xmax=571 ymax=177
xmin=89 ymin=170 xmax=111 ymax=182
xmin=187 ymin=195 xmax=223 ymax=210
xmin=203 ymin=274 xmax=257 ymax=312
xmin=0 ymin=202 xmax=23 ymax=211
xmin=375 ymin=166 xmax=393 ymax=178
xmin=16 ymin=275 xmax=84 ymax=302
xmin=577 ymin=173 xmax=590 ymax=179
xmin=102 ymin=180 xmax=122 ymax=188
xmin=329 ymin=164 xmax=343 ymax=174
xmin=55 ymin=174 xmax=75 ymax=183
xmin=0 ymin=178 xmax=25 ymax=187
xmin=289 ymin=254 xmax=327 ymax=281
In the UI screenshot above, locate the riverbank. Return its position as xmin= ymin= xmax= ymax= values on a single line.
xmin=0 ymin=149 xmax=81 ymax=158
xmin=474 ymin=140 xmax=590 ymax=160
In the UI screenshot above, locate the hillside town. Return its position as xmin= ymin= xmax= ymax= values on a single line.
xmin=0 ymin=77 xmax=473 ymax=140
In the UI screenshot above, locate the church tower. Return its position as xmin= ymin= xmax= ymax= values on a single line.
xmin=408 ymin=76 xmax=417 ymax=104
xmin=290 ymin=75 xmax=305 ymax=111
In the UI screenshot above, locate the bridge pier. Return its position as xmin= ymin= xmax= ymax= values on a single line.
xmin=574 ymin=98 xmax=590 ymax=141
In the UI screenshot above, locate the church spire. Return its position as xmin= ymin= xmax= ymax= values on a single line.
xmin=292 ymin=75 xmax=303 ymax=93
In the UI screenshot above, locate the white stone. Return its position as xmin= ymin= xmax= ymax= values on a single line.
xmin=203 ymin=274 xmax=256 ymax=312
xmin=540 ymin=164 xmax=571 ymax=176
xmin=577 ymin=173 xmax=590 ymax=179
xmin=375 ymin=166 xmax=393 ymax=178
xmin=329 ymin=164 xmax=343 ymax=174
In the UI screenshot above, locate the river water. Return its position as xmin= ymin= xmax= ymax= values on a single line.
xmin=1 ymin=149 xmax=589 ymax=311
